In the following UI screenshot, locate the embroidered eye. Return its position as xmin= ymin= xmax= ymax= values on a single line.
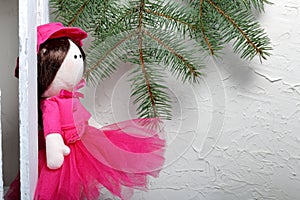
xmin=79 ymin=55 xmax=82 ymax=58
xmin=74 ymin=55 xmax=78 ymax=59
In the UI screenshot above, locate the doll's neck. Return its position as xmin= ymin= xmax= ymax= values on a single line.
xmin=42 ymin=79 xmax=85 ymax=98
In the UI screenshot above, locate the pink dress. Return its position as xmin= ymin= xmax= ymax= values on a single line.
xmin=34 ymin=80 xmax=165 ymax=200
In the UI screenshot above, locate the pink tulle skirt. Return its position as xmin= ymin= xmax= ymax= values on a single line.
xmin=34 ymin=118 xmax=165 ymax=200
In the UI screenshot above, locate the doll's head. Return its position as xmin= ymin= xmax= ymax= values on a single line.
xmin=35 ymin=22 xmax=88 ymax=98
xmin=38 ymin=37 xmax=86 ymax=98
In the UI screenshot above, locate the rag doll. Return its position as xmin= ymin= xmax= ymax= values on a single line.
xmin=8 ymin=22 xmax=166 ymax=200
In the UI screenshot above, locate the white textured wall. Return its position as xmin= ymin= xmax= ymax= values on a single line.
xmin=1 ymin=0 xmax=300 ymax=199
xmin=84 ymin=1 xmax=300 ymax=199
xmin=0 ymin=0 xmax=19 ymax=186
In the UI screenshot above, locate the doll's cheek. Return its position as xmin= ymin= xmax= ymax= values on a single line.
xmin=74 ymin=59 xmax=84 ymax=76
xmin=62 ymin=55 xmax=84 ymax=76
xmin=57 ymin=59 xmax=84 ymax=86
xmin=73 ymin=57 xmax=84 ymax=70
xmin=75 ymin=63 xmax=84 ymax=80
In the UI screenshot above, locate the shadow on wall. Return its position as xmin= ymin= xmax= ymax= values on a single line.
xmin=0 ymin=0 xmax=20 ymax=186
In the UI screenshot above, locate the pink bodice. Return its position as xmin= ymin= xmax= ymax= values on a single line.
xmin=40 ymin=80 xmax=91 ymax=143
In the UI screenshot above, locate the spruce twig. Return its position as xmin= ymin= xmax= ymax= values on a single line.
xmin=50 ymin=0 xmax=272 ymax=119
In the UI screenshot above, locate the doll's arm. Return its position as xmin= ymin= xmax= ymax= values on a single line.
xmin=45 ymin=133 xmax=70 ymax=169
xmin=41 ymin=99 xmax=70 ymax=169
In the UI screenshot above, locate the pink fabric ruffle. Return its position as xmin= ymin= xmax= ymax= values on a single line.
xmin=34 ymin=118 xmax=165 ymax=200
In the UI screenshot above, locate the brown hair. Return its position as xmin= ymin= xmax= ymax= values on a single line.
xmin=37 ymin=37 xmax=86 ymax=97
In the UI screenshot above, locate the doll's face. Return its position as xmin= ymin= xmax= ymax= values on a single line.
xmin=42 ymin=39 xmax=84 ymax=97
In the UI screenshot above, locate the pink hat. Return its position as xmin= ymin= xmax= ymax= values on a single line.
xmin=37 ymin=22 xmax=88 ymax=52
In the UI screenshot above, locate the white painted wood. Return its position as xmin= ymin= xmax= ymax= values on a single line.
xmin=37 ymin=0 xmax=49 ymax=24
xmin=19 ymin=0 xmax=48 ymax=199
xmin=19 ymin=0 xmax=38 ymax=198
xmin=0 ymin=90 xmax=3 ymax=199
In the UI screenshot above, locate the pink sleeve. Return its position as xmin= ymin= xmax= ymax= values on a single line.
xmin=40 ymin=98 xmax=63 ymax=137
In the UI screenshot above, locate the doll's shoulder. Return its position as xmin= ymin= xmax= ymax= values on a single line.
xmin=40 ymin=93 xmax=68 ymax=110
xmin=40 ymin=95 xmax=59 ymax=110
xmin=41 ymin=94 xmax=60 ymax=104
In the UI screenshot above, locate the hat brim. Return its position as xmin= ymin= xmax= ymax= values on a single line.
xmin=49 ymin=27 xmax=88 ymax=46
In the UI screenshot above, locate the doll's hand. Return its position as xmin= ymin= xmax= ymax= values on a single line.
xmin=45 ymin=133 xmax=70 ymax=169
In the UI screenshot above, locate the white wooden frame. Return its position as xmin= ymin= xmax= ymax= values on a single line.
xmin=19 ymin=0 xmax=49 ymax=199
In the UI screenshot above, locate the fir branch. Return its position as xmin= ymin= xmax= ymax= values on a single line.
xmin=143 ymin=29 xmax=202 ymax=83
xmin=199 ymin=0 xmax=214 ymax=55
xmin=205 ymin=0 xmax=271 ymax=60
xmin=93 ymin=3 xmax=139 ymax=40
xmin=50 ymin=0 xmax=104 ymax=31
xmin=144 ymin=0 xmax=196 ymax=35
xmin=130 ymin=63 xmax=172 ymax=119
xmin=136 ymin=56 xmax=158 ymax=117
xmin=84 ymin=31 xmax=137 ymax=84
xmin=85 ymin=34 xmax=135 ymax=77
xmin=67 ymin=0 xmax=91 ymax=26
xmin=240 ymin=0 xmax=272 ymax=12
xmin=50 ymin=0 xmax=272 ymax=119
xmin=143 ymin=8 xmax=195 ymax=31
xmin=189 ymin=0 xmax=226 ymax=56
xmin=208 ymin=0 xmax=261 ymax=56
xmin=137 ymin=0 xmax=158 ymax=117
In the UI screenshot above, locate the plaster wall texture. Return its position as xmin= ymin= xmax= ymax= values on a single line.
xmin=83 ymin=0 xmax=300 ymax=199
xmin=0 ymin=0 xmax=19 ymax=185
